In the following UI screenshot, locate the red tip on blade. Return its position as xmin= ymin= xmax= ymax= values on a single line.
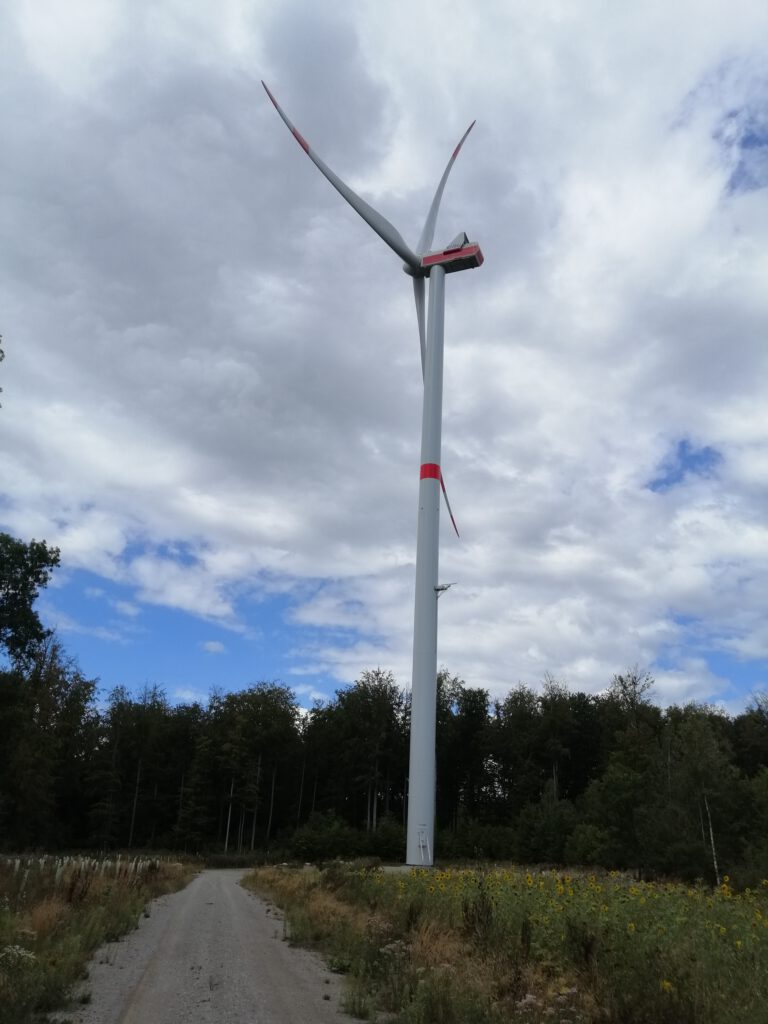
xmin=262 ymin=81 xmax=279 ymax=109
xmin=452 ymin=120 xmax=476 ymax=159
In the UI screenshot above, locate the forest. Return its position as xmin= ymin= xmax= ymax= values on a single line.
xmin=2 ymin=531 xmax=768 ymax=885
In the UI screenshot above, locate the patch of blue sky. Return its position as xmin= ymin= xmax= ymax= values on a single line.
xmin=728 ymin=138 xmax=768 ymax=193
xmin=704 ymin=650 xmax=768 ymax=702
xmin=647 ymin=439 xmax=722 ymax=492
xmin=653 ymin=614 xmax=768 ymax=708
xmin=715 ymin=109 xmax=768 ymax=194
xmin=118 ymin=537 xmax=202 ymax=567
xmin=38 ymin=567 xmax=345 ymax=706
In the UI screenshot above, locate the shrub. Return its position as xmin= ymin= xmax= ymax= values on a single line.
xmin=290 ymin=813 xmax=363 ymax=861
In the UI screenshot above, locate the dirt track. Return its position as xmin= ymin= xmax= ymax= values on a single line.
xmin=64 ymin=869 xmax=353 ymax=1024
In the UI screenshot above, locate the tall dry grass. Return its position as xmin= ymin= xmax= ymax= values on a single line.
xmin=0 ymin=854 xmax=196 ymax=1024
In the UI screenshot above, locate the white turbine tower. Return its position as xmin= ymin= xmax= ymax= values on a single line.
xmin=263 ymin=83 xmax=483 ymax=866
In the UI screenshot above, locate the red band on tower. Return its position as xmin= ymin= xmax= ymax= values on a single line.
xmin=420 ymin=463 xmax=441 ymax=480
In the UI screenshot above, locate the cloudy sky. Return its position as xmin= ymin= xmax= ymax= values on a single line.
xmin=2 ymin=0 xmax=767 ymax=711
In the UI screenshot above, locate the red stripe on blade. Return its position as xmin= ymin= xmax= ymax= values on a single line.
xmin=420 ymin=463 xmax=441 ymax=480
xmin=292 ymin=127 xmax=310 ymax=153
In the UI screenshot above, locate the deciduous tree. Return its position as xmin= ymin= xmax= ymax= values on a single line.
xmin=0 ymin=532 xmax=60 ymax=665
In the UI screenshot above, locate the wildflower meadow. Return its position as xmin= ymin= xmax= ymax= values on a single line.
xmin=247 ymin=862 xmax=768 ymax=1023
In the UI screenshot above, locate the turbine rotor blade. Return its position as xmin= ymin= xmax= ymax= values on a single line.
xmin=440 ymin=473 xmax=460 ymax=538
xmin=262 ymin=82 xmax=421 ymax=273
xmin=416 ymin=265 xmax=462 ymax=538
xmin=416 ymin=121 xmax=476 ymax=256
xmin=413 ymin=277 xmax=426 ymax=376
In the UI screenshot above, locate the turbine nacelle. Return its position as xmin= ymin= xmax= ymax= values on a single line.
xmin=421 ymin=240 xmax=484 ymax=275
xmin=403 ymin=234 xmax=484 ymax=277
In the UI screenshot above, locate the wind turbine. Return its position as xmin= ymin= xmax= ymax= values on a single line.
xmin=263 ymin=82 xmax=483 ymax=866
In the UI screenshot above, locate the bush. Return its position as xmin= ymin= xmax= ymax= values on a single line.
xmin=290 ymin=813 xmax=363 ymax=861
xmin=369 ymin=816 xmax=405 ymax=860
xmin=516 ymin=798 xmax=577 ymax=863
xmin=436 ymin=820 xmax=516 ymax=861
xmin=565 ymin=823 xmax=616 ymax=866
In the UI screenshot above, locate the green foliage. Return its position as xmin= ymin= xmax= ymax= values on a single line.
xmin=735 ymin=768 xmax=768 ymax=887
xmin=289 ymin=812 xmax=406 ymax=861
xmin=0 ymin=641 xmax=97 ymax=848
xmin=307 ymin=668 xmax=408 ymax=832
xmin=516 ymin=795 xmax=578 ymax=863
xmin=373 ymin=815 xmax=406 ymax=860
xmin=436 ymin=819 xmax=515 ymax=861
xmin=292 ymin=812 xmax=364 ymax=860
xmin=566 ymin=824 xmax=617 ymax=867
xmin=0 ymin=533 xmax=60 ymax=666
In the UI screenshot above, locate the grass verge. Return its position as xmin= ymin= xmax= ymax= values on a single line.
xmin=243 ymin=862 xmax=768 ymax=1023
xmin=0 ymin=853 xmax=197 ymax=1023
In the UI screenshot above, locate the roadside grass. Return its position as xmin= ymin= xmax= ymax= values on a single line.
xmin=0 ymin=853 xmax=197 ymax=1024
xmin=243 ymin=862 xmax=768 ymax=1023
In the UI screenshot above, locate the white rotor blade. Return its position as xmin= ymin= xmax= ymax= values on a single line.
xmin=413 ymin=277 xmax=426 ymax=375
xmin=417 ymin=277 xmax=460 ymax=537
xmin=416 ymin=121 xmax=475 ymax=256
xmin=263 ymin=82 xmax=421 ymax=273
xmin=413 ymin=123 xmax=476 ymax=541
xmin=440 ymin=474 xmax=460 ymax=538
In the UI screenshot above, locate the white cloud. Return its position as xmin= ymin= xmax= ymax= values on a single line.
xmin=293 ymin=682 xmax=331 ymax=704
xmin=200 ymin=640 xmax=226 ymax=654
xmin=652 ymin=659 xmax=731 ymax=709
xmin=173 ymin=687 xmax=209 ymax=704
xmin=39 ymin=604 xmax=126 ymax=645
xmin=16 ymin=0 xmax=126 ymax=98
xmin=2 ymin=0 xmax=768 ymax=706
xmin=113 ymin=600 xmax=140 ymax=617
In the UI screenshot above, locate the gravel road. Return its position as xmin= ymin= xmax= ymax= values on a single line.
xmin=63 ymin=869 xmax=355 ymax=1024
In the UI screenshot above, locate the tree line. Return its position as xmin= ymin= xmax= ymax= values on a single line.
xmin=2 ymin=531 xmax=768 ymax=884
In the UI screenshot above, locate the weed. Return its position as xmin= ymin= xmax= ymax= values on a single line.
xmin=342 ymin=976 xmax=374 ymax=1019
